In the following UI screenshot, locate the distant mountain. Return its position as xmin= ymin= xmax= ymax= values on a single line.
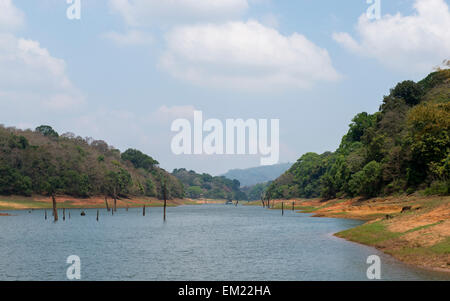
xmin=222 ymin=163 xmax=293 ymax=187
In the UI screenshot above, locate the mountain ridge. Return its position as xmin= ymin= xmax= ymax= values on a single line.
xmin=222 ymin=163 xmax=293 ymax=187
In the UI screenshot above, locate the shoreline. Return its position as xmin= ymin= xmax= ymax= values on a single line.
xmin=0 ymin=195 xmax=210 ymax=211
xmin=2 ymin=195 xmax=448 ymax=273
xmin=247 ymin=195 xmax=450 ymax=273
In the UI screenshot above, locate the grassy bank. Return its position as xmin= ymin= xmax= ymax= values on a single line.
xmin=248 ymin=195 xmax=450 ymax=272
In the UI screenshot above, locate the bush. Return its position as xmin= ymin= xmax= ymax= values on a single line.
xmin=424 ymin=181 xmax=450 ymax=196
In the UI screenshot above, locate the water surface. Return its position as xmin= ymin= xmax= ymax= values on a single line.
xmin=0 ymin=204 xmax=448 ymax=280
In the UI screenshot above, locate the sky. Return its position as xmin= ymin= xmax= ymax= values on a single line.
xmin=0 ymin=0 xmax=449 ymax=175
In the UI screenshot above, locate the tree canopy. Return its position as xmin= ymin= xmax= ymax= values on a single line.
xmin=267 ymin=70 xmax=450 ymax=199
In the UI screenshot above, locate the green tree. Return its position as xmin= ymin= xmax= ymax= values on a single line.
xmin=345 ymin=112 xmax=376 ymax=143
xmin=187 ymin=186 xmax=203 ymax=198
xmin=391 ymin=80 xmax=423 ymax=106
xmin=407 ymin=102 xmax=450 ymax=186
xmin=121 ymin=149 xmax=159 ymax=171
xmin=348 ymin=161 xmax=383 ymax=197
xmin=106 ymin=168 xmax=132 ymax=211
xmin=35 ymin=125 xmax=59 ymax=138
xmin=0 ymin=167 xmax=32 ymax=196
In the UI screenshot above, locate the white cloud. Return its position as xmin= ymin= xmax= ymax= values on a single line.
xmin=0 ymin=2 xmax=84 ymax=111
xmin=160 ymin=20 xmax=340 ymax=90
xmin=103 ymin=30 xmax=153 ymax=46
xmin=260 ymin=13 xmax=280 ymax=29
xmin=0 ymin=0 xmax=24 ymax=31
xmin=333 ymin=0 xmax=450 ymax=73
xmin=108 ymin=0 xmax=249 ymax=26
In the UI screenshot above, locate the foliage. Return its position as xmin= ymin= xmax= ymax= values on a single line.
xmin=35 ymin=125 xmax=59 ymax=138
xmin=0 ymin=125 xmax=183 ymax=199
xmin=267 ymin=70 xmax=450 ymax=199
xmin=242 ymin=182 xmax=270 ymax=201
xmin=172 ymin=168 xmax=246 ymax=200
xmin=121 ymin=149 xmax=159 ymax=171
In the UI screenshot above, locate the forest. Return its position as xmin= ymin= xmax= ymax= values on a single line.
xmin=0 ymin=125 xmax=184 ymax=200
xmin=0 ymin=125 xmax=249 ymax=201
xmin=172 ymin=168 xmax=247 ymax=200
xmin=267 ymin=69 xmax=450 ymax=199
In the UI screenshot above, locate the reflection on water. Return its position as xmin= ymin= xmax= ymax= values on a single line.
xmin=0 ymin=204 xmax=448 ymax=281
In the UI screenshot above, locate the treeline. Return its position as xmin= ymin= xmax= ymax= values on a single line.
xmin=241 ymin=182 xmax=270 ymax=201
xmin=0 ymin=125 xmax=183 ymax=199
xmin=268 ymin=70 xmax=450 ymax=199
xmin=172 ymin=168 xmax=247 ymax=200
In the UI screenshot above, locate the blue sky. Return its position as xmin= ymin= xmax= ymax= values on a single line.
xmin=0 ymin=0 xmax=449 ymax=175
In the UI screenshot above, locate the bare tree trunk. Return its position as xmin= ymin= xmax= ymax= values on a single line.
xmin=105 ymin=196 xmax=110 ymax=211
xmin=96 ymin=209 xmax=99 ymax=222
xmin=282 ymin=202 xmax=284 ymax=216
xmin=52 ymin=193 xmax=58 ymax=222
xmin=63 ymin=208 xmax=65 ymax=221
xmin=163 ymin=184 xmax=167 ymax=222
xmin=143 ymin=205 xmax=146 ymax=216
xmin=113 ymin=186 xmax=117 ymax=212
xmin=45 ymin=209 xmax=47 ymax=220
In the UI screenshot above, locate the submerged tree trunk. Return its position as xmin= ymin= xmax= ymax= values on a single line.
xmin=105 ymin=196 xmax=110 ymax=211
xmin=163 ymin=184 xmax=167 ymax=222
xmin=113 ymin=186 xmax=117 ymax=212
xmin=52 ymin=193 xmax=58 ymax=222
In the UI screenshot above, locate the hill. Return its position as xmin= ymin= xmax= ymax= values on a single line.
xmin=267 ymin=70 xmax=450 ymax=199
xmin=0 ymin=125 xmax=184 ymax=201
xmin=172 ymin=168 xmax=247 ymax=200
xmin=222 ymin=163 xmax=293 ymax=187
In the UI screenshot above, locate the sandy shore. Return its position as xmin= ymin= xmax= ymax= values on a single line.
xmin=0 ymin=195 xmax=205 ymax=211
xmin=249 ymin=195 xmax=450 ymax=272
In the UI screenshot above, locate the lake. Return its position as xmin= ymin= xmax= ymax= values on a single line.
xmin=0 ymin=204 xmax=448 ymax=281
